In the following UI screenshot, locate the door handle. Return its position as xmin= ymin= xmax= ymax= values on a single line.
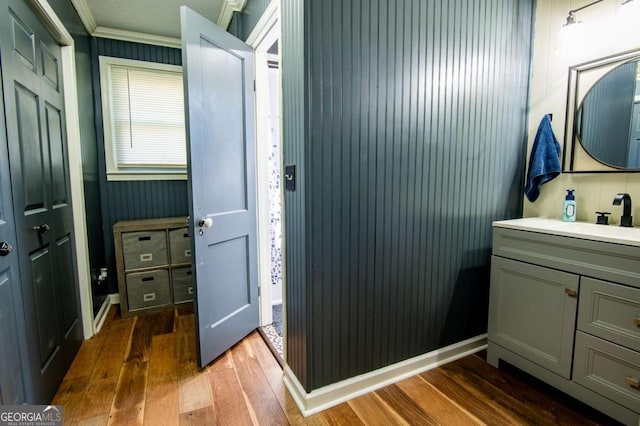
xmin=32 ymin=223 xmax=51 ymax=234
xmin=198 ymin=217 xmax=213 ymax=228
xmin=0 ymin=242 xmax=12 ymax=256
xmin=625 ymin=377 xmax=640 ymax=389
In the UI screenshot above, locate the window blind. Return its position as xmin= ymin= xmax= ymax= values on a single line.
xmin=110 ymin=65 xmax=186 ymax=168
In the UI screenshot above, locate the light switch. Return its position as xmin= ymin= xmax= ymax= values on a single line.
xmin=285 ymin=165 xmax=296 ymax=191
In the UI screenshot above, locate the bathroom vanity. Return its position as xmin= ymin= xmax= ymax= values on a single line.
xmin=488 ymin=218 xmax=640 ymax=425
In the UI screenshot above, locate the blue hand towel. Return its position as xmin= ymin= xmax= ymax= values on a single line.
xmin=524 ymin=114 xmax=561 ymax=202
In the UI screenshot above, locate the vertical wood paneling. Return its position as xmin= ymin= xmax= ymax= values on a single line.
xmin=91 ymin=38 xmax=188 ymax=294
xmin=300 ymin=0 xmax=534 ymax=390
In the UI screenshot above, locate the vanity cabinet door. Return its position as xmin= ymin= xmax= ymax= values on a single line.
xmin=488 ymin=256 xmax=579 ymax=378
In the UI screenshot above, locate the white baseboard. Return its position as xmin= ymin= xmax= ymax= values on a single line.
xmin=92 ymin=293 xmax=120 ymax=334
xmin=284 ymin=334 xmax=487 ymax=417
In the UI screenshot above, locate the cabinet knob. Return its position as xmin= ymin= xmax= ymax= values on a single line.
xmin=565 ymin=288 xmax=577 ymax=298
xmin=634 ymin=317 xmax=640 ymax=327
xmin=625 ymin=377 xmax=640 ymax=389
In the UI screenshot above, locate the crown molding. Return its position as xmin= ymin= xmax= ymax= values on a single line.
xmin=216 ymin=0 xmax=247 ymax=29
xmin=69 ymin=0 xmax=180 ymax=48
xmin=70 ymin=0 xmax=97 ymax=34
xmin=92 ymin=26 xmax=181 ymax=49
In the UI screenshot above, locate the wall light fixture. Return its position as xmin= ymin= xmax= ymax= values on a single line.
xmin=620 ymin=0 xmax=640 ymax=13
xmin=557 ymin=0 xmax=605 ymax=54
xmin=562 ymin=0 xmax=604 ymax=27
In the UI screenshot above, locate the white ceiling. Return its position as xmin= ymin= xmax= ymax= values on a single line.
xmin=81 ymin=0 xmax=226 ymax=40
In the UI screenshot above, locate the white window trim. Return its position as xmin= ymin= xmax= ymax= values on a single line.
xmin=99 ymin=56 xmax=187 ymax=181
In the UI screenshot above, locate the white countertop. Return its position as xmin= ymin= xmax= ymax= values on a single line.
xmin=493 ymin=217 xmax=640 ymax=247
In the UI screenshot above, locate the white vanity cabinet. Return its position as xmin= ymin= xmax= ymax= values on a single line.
xmin=487 ymin=218 xmax=640 ymax=425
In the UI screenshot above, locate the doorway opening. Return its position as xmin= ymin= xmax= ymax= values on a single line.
xmin=253 ymin=11 xmax=283 ymax=363
xmin=262 ymin=43 xmax=283 ymax=356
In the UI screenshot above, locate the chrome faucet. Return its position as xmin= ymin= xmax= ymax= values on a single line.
xmin=612 ymin=193 xmax=633 ymax=227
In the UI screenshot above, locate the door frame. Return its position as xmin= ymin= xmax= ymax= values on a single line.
xmin=24 ymin=0 xmax=94 ymax=338
xmin=246 ymin=0 xmax=283 ymax=329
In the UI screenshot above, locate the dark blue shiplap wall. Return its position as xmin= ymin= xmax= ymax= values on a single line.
xmin=91 ymin=38 xmax=189 ymax=293
xmin=281 ymin=0 xmax=534 ymax=391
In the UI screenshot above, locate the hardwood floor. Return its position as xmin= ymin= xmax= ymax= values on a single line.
xmin=52 ymin=306 xmax=617 ymax=425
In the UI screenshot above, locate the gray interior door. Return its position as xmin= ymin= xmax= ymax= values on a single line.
xmin=0 ymin=49 xmax=28 ymax=406
xmin=181 ymin=7 xmax=259 ymax=367
xmin=0 ymin=0 xmax=82 ymax=403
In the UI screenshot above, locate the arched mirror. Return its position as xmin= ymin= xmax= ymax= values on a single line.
xmin=564 ymin=49 xmax=640 ymax=171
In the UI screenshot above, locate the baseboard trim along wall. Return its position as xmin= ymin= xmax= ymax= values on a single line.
xmin=284 ymin=334 xmax=487 ymax=417
xmin=110 ymin=293 xmax=120 ymax=305
xmin=93 ymin=293 xmax=120 ymax=334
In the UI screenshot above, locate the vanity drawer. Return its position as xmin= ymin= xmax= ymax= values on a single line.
xmin=122 ymin=231 xmax=168 ymax=270
xmin=578 ymin=277 xmax=640 ymax=352
xmin=172 ymin=267 xmax=194 ymax=303
xmin=492 ymin=227 xmax=640 ymax=287
xmin=169 ymin=228 xmax=192 ymax=265
xmin=573 ymin=332 xmax=640 ymax=413
xmin=126 ymin=270 xmax=171 ymax=310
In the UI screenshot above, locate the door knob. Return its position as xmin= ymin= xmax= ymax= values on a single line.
xmin=0 ymin=242 xmax=12 ymax=256
xmin=198 ymin=217 xmax=213 ymax=228
xmin=33 ymin=223 xmax=51 ymax=234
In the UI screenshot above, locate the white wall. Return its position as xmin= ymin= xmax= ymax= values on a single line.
xmin=525 ymin=0 xmax=640 ymax=223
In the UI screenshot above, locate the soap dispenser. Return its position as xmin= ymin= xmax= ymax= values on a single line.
xmin=563 ymin=189 xmax=576 ymax=222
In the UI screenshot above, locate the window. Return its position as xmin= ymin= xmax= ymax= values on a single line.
xmin=99 ymin=56 xmax=186 ymax=180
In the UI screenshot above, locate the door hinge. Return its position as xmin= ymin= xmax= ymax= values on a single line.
xmin=257 ymin=285 xmax=260 ymax=297
xmin=253 ymin=80 xmax=256 ymax=92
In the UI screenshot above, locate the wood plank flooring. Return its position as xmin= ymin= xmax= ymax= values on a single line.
xmin=52 ymin=306 xmax=618 ymax=425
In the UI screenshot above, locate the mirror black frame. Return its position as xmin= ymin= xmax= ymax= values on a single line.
xmin=563 ymin=47 xmax=640 ymax=173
